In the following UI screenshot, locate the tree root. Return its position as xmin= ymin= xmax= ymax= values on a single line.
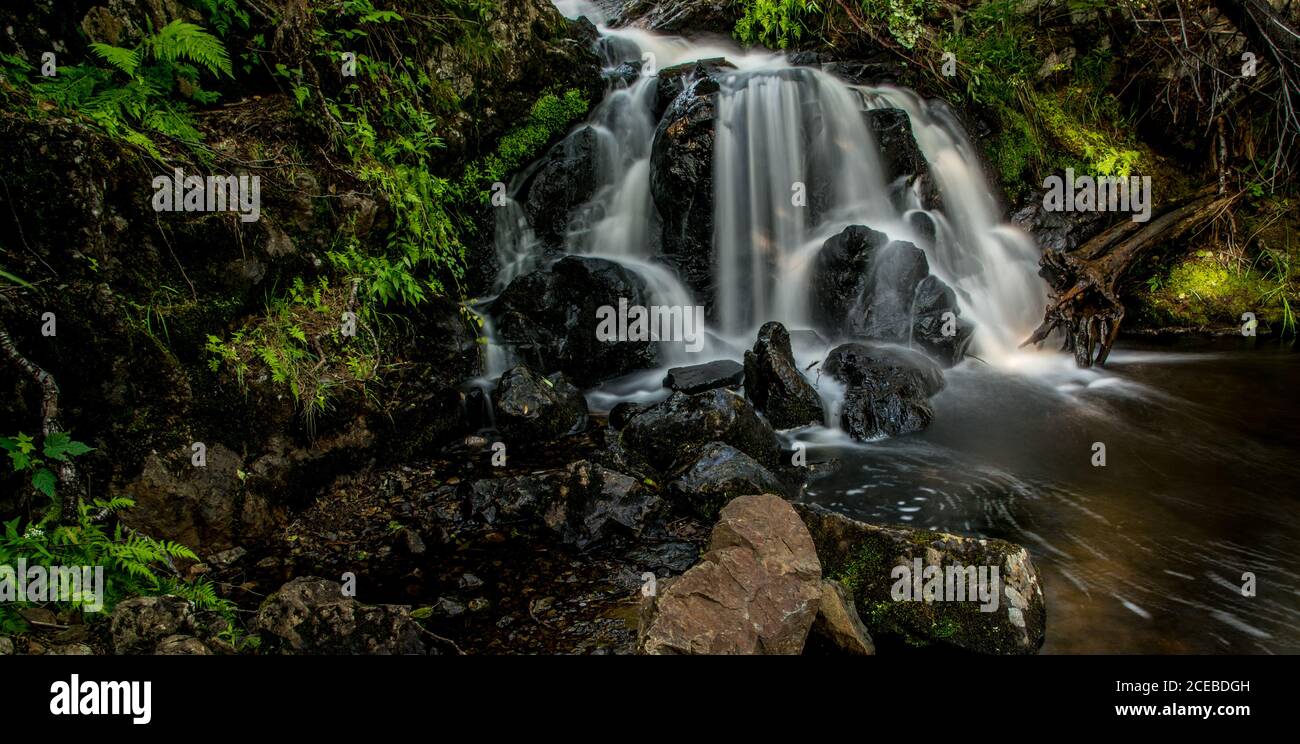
xmin=1021 ymin=184 xmax=1238 ymax=367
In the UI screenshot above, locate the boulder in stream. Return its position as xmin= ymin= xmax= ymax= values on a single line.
xmin=823 ymin=342 xmax=943 ymax=440
xmin=743 ymin=321 xmax=824 ymax=429
xmin=491 ymin=365 xmax=589 ymax=444
xmin=638 ymin=494 xmax=822 ymax=654
xmin=811 ymin=225 xmax=975 ymax=368
xmin=795 ymin=503 xmax=1046 ymax=654
xmin=811 ymin=224 xmax=890 ymax=334
xmin=911 ymin=274 xmax=975 ymax=366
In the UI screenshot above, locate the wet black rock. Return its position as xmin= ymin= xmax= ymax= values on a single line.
xmin=654 ymin=58 xmax=732 ymax=119
xmin=492 ymin=256 xmax=660 ymax=385
xmin=668 ymin=442 xmax=788 ymax=520
xmin=621 ymin=0 xmax=739 ymax=37
xmin=608 ymin=401 xmax=643 ymax=430
xmin=491 ymin=365 xmax=589 ymax=444
xmin=621 ymin=388 xmax=781 ymax=470
xmin=861 ymin=240 xmax=930 ymax=342
xmin=663 ymin=359 xmax=744 ymax=394
xmin=812 ymin=225 xmax=974 ymax=367
xmin=867 ymin=108 xmax=925 ymax=184
xmin=559 ymin=460 xmax=666 ymax=547
xmin=520 ymin=126 xmax=601 ymax=248
xmin=811 ymin=225 xmax=890 ymax=335
xmin=625 ymin=541 xmax=701 ymax=573
xmin=910 ymin=274 xmax=974 ymax=366
xmin=607 ymin=60 xmax=641 ymax=87
xmin=823 ymin=343 xmax=944 ymax=440
xmin=255 ymin=577 xmax=428 ymax=655
xmin=466 ymin=471 xmax=563 ymax=528
xmin=1012 ymin=199 xmax=1107 ymax=254
xmin=650 ymin=71 xmax=720 ymax=305
xmin=743 ymin=321 xmax=824 ymax=429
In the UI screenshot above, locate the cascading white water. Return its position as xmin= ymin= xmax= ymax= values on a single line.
xmin=712 ymin=65 xmax=896 ymax=337
xmin=865 ymin=86 xmax=1046 ymax=360
xmin=492 ymin=0 xmax=1049 ymax=400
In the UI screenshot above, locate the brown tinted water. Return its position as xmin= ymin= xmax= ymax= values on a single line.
xmin=803 ymin=339 xmax=1300 ymax=653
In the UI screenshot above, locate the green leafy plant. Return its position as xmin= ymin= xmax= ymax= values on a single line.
xmin=0 ymin=432 xmax=92 ymax=501
xmin=29 ymin=20 xmax=231 ymax=157
xmin=0 ymin=432 xmax=231 ymax=634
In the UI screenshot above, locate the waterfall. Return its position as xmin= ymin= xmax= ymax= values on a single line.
xmin=865 ymin=86 xmax=1046 ymax=361
xmin=712 ymin=66 xmax=896 ymax=336
xmin=489 ymin=0 xmax=1047 ymax=395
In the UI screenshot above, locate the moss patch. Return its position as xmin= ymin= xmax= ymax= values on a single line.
xmin=1137 ymin=251 xmax=1288 ymax=330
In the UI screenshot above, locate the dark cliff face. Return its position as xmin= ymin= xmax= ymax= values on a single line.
xmin=0 ymin=0 xmax=603 ymax=528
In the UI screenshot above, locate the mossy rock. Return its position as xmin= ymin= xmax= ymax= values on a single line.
xmin=794 ymin=503 xmax=1046 ymax=654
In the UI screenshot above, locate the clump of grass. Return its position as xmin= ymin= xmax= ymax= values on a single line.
xmin=205 ymin=276 xmax=382 ymax=428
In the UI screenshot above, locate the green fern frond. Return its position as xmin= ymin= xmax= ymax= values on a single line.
xmin=148 ymin=21 xmax=233 ymax=78
xmin=88 ymin=43 xmax=141 ymax=77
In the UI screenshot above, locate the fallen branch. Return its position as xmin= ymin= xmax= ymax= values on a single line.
xmin=1022 ymin=184 xmax=1239 ymax=366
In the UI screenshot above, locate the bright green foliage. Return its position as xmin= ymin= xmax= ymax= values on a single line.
xmin=189 ymin=0 xmax=253 ymax=37
xmin=861 ymin=0 xmax=930 ymax=49
xmin=1139 ymin=250 xmax=1296 ymax=333
xmin=734 ymin=0 xmax=929 ymax=50
xmin=0 ymin=432 xmax=92 ymax=502
xmin=205 ymin=275 xmax=382 ymax=423
xmin=460 ymin=89 xmax=591 ymax=203
xmin=0 ymin=433 xmax=224 ymax=634
xmin=205 ymin=3 xmax=589 ymax=414
xmin=938 ymin=2 xmax=1141 ymax=198
xmin=735 ymin=0 xmax=819 ymax=49
xmin=0 ymin=499 xmax=208 ymax=634
xmin=21 ymin=20 xmax=232 ymax=158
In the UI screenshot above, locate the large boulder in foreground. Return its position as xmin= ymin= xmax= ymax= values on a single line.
xmin=668 ymin=441 xmax=787 ymax=520
xmin=794 ymin=503 xmax=1046 ymax=654
xmin=620 ymin=388 xmax=781 ymax=470
xmin=491 ymin=365 xmax=588 ymax=444
xmin=638 ymin=494 xmax=822 ymax=654
xmin=491 ymin=256 xmax=659 ymax=385
xmin=743 ymin=321 xmax=824 ymax=429
xmin=255 ymin=577 xmax=427 ymax=655
xmin=823 ymin=343 xmax=943 ymax=441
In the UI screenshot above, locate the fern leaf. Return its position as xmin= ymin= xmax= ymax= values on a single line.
xmin=88 ymin=43 xmax=141 ymax=77
xmin=148 ymin=21 xmax=232 ymax=78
